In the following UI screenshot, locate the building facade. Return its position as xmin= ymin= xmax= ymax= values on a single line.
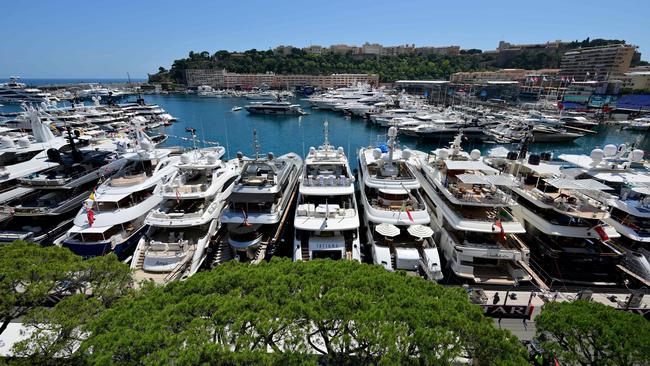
xmin=615 ymin=71 xmax=650 ymax=90
xmin=560 ymin=44 xmax=637 ymax=81
xmin=184 ymin=69 xmax=378 ymax=89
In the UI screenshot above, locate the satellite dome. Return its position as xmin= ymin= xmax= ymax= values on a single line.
xmin=438 ymin=149 xmax=450 ymax=160
xmin=470 ymin=149 xmax=481 ymax=160
xmin=372 ymin=148 xmax=382 ymax=160
xmin=603 ymin=144 xmax=617 ymax=157
xmin=590 ymin=149 xmax=604 ymax=165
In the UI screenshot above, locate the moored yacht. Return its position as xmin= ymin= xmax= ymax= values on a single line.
xmin=131 ymin=146 xmax=240 ymax=283
xmin=415 ymin=133 xmax=531 ymax=285
xmin=559 ymin=145 xmax=650 ymax=281
xmin=488 ymin=141 xmax=624 ymax=286
xmin=293 ymin=121 xmax=361 ymax=262
xmin=244 ymin=101 xmax=306 ymax=115
xmin=59 ymin=138 xmax=179 ymax=259
xmin=216 ymin=131 xmax=302 ymax=263
xmin=358 ymin=127 xmax=442 ymax=280
xmin=0 ymin=76 xmax=56 ymax=104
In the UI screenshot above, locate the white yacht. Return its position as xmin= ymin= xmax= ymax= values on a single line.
xmin=358 ymin=127 xmax=442 ymax=280
xmin=488 ymin=143 xmax=624 ymax=286
xmin=415 ymin=134 xmax=531 ymax=285
xmin=131 ymin=146 xmax=241 ymax=283
xmin=0 ymin=76 xmax=56 ymax=104
xmin=559 ymin=145 xmax=650 ymax=281
xmin=59 ymin=138 xmax=179 ymax=259
xmin=244 ymin=101 xmax=306 ymax=115
xmin=293 ymin=122 xmax=361 ymax=261
xmin=216 ymin=131 xmax=302 ymax=263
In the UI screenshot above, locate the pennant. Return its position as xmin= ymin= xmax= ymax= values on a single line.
xmin=401 ymin=200 xmax=414 ymax=223
xmin=494 ymin=219 xmax=506 ymax=241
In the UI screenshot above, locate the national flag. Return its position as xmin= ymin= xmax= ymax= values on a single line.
xmin=571 ymin=77 xmax=575 ymax=83
xmin=494 ymin=219 xmax=506 ymax=241
xmin=401 ymin=200 xmax=414 ymax=223
xmin=176 ymin=189 xmax=181 ymax=204
xmin=87 ymin=208 xmax=95 ymax=227
xmin=593 ymin=225 xmax=609 ymax=241
xmin=242 ymin=209 xmax=252 ymax=227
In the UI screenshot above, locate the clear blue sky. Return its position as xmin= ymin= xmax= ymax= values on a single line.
xmin=2 ymin=0 xmax=648 ymax=78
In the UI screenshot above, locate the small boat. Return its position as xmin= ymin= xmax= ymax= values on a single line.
xmin=231 ymin=106 xmax=242 ymax=112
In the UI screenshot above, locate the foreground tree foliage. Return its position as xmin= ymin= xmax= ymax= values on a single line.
xmin=535 ymin=300 xmax=650 ymax=366
xmin=0 ymin=241 xmax=133 ymax=359
xmin=80 ymin=258 xmax=527 ymax=365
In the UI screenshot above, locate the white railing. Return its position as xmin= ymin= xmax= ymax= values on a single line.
xmin=303 ymin=175 xmax=351 ymax=187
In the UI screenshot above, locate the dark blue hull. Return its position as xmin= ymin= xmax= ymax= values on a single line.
xmin=62 ymin=225 xmax=147 ymax=260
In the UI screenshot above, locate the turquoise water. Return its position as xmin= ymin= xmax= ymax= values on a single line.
xmin=2 ymin=93 xmax=649 ymax=163
xmin=143 ymin=94 xmax=650 ymax=163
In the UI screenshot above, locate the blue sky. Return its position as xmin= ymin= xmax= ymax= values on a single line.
xmin=1 ymin=0 xmax=648 ymax=78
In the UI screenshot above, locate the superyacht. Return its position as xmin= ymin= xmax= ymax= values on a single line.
xmin=358 ymin=127 xmax=442 ymax=280
xmin=131 ymin=146 xmax=240 ymax=283
xmin=415 ymin=134 xmax=531 ymax=285
xmin=216 ymin=130 xmax=302 ymax=264
xmin=293 ymin=121 xmax=361 ymax=261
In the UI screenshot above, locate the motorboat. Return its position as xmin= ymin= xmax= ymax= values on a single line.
xmin=244 ymin=101 xmax=306 ymax=115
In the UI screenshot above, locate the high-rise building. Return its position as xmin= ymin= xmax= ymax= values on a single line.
xmin=560 ymin=44 xmax=637 ymax=81
xmin=184 ymin=69 xmax=378 ymax=89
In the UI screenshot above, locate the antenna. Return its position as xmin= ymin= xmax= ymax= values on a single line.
xmin=323 ymin=120 xmax=330 ymax=150
xmin=252 ymin=129 xmax=261 ymax=160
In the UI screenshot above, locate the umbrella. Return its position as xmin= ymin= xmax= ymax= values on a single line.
xmin=407 ymin=224 xmax=434 ymax=239
xmin=375 ymin=223 xmax=400 ymax=237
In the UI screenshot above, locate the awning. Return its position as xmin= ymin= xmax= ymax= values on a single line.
xmin=484 ymin=174 xmax=518 ymax=187
xmin=379 ymin=188 xmax=408 ymax=195
xmin=544 ymin=178 xmax=581 ymax=189
xmin=456 ymin=173 xmax=489 ymax=185
xmin=68 ymin=225 xmax=109 ymax=234
xmin=443 ymin=160 xmax=498 ymax=173
xmin=523 ymin=162 xmax=561 ymax=176
xmin=545 ymin=178 xmax=613 ymax=191
xmin=574 ymin=179 xmax=613 ymax=191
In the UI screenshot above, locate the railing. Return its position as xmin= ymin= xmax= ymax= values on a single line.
xmin=446 ymin=184 xmax=512 ymax=206
xmin=163 ymin=184 xmax=209 ymax=194
xmin=303 ymin=175 xmax=351 ymax=187
xmin=295 ymin=204 xmax=356 ymax=219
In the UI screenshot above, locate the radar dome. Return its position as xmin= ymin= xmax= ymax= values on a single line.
xmin=628 ymin=149 xmax=645 ymax=162
xmin=207 ymin=153 xmax=218 ymax=164
xmin=590 ymin=149 xmax=604 ymax=165
xmin=309 ymin=146 xmax=316 ymax=155
xmin=470 ymin=149 xmax=481 ymax=160
xmin=16 ymin=137 xmax=30 ymax=149
xmin=387 ymin=126 xmax=398 ymax=138
xmin=180 ymin=153 xmax=191 ymax=164
xmin=438 ymin=149 xmax=450 ymax=160
xmin=337 ymin=146 xmax=344 ymax=155
xmin=402 ymin=149 xmax=411 ymax=160
xmin=603 ymin=144 xmax=617 ymax=157
xmin=372 ymin=148 xmax=382 ymax=159
xmin=140 ymin=140 xmax=154 ymax=152
xmin=0 ymin=136 xmax=15 ymax=148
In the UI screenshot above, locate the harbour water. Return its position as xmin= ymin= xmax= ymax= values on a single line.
xmin=137 ymin=94 xmax=650 ymax=163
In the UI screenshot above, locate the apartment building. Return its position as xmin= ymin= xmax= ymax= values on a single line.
xmin=184 ymin=69 xmax=378 ymax=89
xmin=560 ymin=44 xmax=637 ymax=81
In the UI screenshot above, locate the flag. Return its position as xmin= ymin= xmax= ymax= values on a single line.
xmin=176 ymin=189 xmax=181 ymax=204
xmin=242 ymin=209 xmax=252 ymax=227
xmin=401 ymin=200 xmax=414 ymax=223
xmin=494 ymin=219 xmax=506 ymax=241
xmin=593 ymin=225 xmax=609 ymax=241
xmin=89 ymin=191 xmax=95 ymax=201
xmin=543 ymin=76 xmax=548 ymax=82
xmin=571 ymin=77 xmax=575 ymax=83
xmin=87 ymin=208 xmax=95 ymax=227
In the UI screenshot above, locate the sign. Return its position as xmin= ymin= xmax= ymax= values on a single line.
xmin=315 ymin=243 xmax=342 ymax=250
xmin=481 ymin=305 xmax=535 ymax=320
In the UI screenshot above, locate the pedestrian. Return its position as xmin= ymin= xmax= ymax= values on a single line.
xmin=493 ymin=292 xmax=500 ymax=304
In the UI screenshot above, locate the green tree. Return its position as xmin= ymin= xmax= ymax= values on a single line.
xmin=80 ymin=259 xmax=527 ymax=365
xmin=535 ymin=300 xmax=650 ymax=366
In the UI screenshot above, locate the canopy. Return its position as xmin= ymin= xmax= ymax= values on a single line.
xmin=443 ymin=160 xmax=498 ymax=173
xmin=522 ymin=162 xmax=561 ymax=176
xmin=455 ymin=173 xmax=489 ymax=185
xmin=574 ymin=179 xmax=613 ymax=191
xmin=375 ymin=223 xmax=400 ymax=237
xmin=407 ymin=224 xmax=434 ymax=238
xmin=545 ymin=178 xmax=613 ymax=191
xmin=379 ymin=188 xmax=408 ymax=195
xmin=632 ymin=186 xmax=650 ymax=195
xmin=484 ymin=174 xmax=518 ymax=187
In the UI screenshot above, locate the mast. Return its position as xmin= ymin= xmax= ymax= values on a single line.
xmin=322 ymin=120 xmax=330 ymax=150
xmin=252 ymin=129 xmax=261 ymax=161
